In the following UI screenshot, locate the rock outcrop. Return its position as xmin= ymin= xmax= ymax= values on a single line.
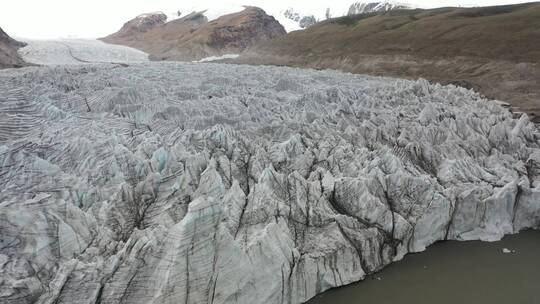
xmin=0 ymin=62 xmax=539 ymax=304
xmin=0 ymin=27 xmax=27 ymax=68
xmin=102 ymin=7 xmax=286 ymax=61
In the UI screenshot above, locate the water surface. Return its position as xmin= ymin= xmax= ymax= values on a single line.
xmin=307 ymin=230 xmax=540 ymax=304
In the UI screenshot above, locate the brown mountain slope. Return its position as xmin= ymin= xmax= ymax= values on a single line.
xmin=103 ymin=7 xmax=286 ymax=61
xmin=238 ymin=2 xmax=540 ymax=121
xmin=0 ymin=27 xmax=27 ymax=69
xmin=102 ymin=12 xmax=168 ymax=45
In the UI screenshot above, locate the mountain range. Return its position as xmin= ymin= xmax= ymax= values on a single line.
xmin=102 ymin=7 xmax=286 ymax=61
xmin=280 ymin=1 xmax=414 ymax=30
xmin=101 ymin=1 xmax=415 ymax=60
xmin=1 ymin=1 xmax=415 ymax=66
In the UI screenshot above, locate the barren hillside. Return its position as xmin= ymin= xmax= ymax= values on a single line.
xmin=0 ymin=27 xmax=27 ymax=68
xmin=103 ymin=7 xmax=286 ymax=61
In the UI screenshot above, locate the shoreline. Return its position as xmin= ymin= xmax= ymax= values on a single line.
xmin=307 ymin=229 xmax=540 ymax=304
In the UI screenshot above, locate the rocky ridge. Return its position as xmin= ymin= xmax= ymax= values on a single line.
xmin=0 ymin=26 xmax=27 ymax=68
xmin=0 ymin=62 xmax=539 ymax=304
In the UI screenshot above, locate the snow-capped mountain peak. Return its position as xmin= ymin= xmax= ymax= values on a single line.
xmin=348 ymin=1 xmax=415 ymax=15
xmin=139 ymin=1 xmax=415 ymax=34
xmin=280 ymin=8 xmax=318 ymax=31
xmin=273 ymin=1 xmax=414 ymax=32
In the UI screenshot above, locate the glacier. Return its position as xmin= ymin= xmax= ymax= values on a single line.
xmin=18 ymin=39 xmax=149 ymax=66
xmin=0 ymin=62 xmax=539 ymax=304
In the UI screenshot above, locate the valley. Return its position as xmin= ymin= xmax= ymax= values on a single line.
xmin=0 ymin=2 xmax=539 ymax=304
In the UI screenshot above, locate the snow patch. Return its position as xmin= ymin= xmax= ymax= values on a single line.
xmin=195 ymin=54 xmax=239 ymax=63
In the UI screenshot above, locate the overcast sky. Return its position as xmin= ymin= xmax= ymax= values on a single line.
xmin=1 ymin=0 xmax=533 ymax=39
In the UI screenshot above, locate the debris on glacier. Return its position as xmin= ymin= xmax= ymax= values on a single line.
xmin=0 ymin=62 xmax=539 ymax=304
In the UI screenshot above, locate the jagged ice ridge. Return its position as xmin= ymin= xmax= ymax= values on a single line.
xmin=1 ymin=62 xmax=539 ymax=304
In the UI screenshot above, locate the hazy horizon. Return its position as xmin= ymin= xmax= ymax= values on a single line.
xmin=1 ymin=0 xmax=534 ymax=39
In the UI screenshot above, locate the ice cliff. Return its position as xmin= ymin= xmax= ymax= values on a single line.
xmin=1 ymin=62 xmax=539 ymax=304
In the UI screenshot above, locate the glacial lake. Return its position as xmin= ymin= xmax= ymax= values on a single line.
xmin=307 ymin=230 xmax=540 ymax=304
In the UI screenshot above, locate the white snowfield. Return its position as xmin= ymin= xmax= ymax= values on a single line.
xmin=195 ymin=54 xmax=240 ymax=63
xmin=18 ymin=39 xmax=149 ymax=65
xmin=0 ymin=62 xmax=539 ymax=304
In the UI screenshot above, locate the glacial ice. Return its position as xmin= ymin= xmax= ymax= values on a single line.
xmin=0 ymin=62 xmax=539 ymax=304
xmin=18 ymin=39 xmax=149 ymax=66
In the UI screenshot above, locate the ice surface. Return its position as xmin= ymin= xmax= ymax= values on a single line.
xmin=18 ymin=39 xmax=149 ymax=65
xmin=0 ymin=62 xmax=539 ymax=304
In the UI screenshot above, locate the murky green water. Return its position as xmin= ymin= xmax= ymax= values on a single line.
xmin=307 ymin=230 xmax=540 ymax=304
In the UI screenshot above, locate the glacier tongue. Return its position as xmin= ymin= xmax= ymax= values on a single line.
xmin=18 ymin=39 xmax=149 ymax=66
xmin=0 ymin=62 xmax=539 ymax=304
